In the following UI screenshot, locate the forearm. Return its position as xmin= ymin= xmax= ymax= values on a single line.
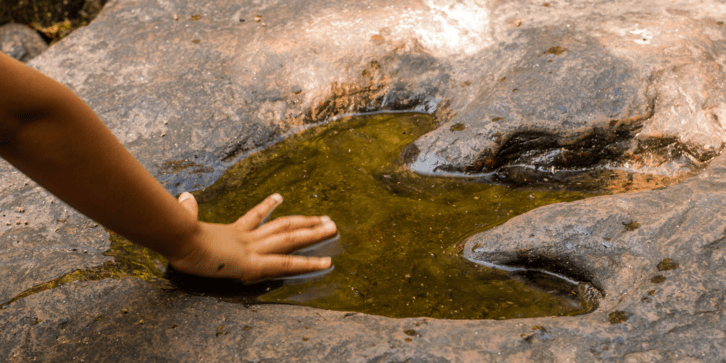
xmin=1 ymin=53 xmax=335 ymax=281
xmin=0 ymin=53 xmax=198 ymax=260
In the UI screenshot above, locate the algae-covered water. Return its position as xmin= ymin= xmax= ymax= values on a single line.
xmin=191 ymin=113 xmax=598 ymax=319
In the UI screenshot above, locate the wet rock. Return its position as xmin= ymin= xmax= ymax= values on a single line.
xmin=465 ymin=153 xmax=726 ymax=359
xmin=465 ymin=154 xmax=726 ymax=302
xmin=3 ymin=0 xmax=726 ymax=361
xmin=0 ymin=23 xmax=47 ymax=62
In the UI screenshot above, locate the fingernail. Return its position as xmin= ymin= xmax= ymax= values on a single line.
xmin=270 ymin=193 xmax=283 ymax=205
xmin=178 ymin=192 xmax=193 ymax=202
xmin=320 ymin=257 xmax=332 ymax=267
xmin=320 ymin=216 xmax=331 ymax=223
xmin=323 ymin=221 xmax=336 ymax=231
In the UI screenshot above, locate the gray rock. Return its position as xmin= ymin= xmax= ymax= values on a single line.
xmin=0 ymin=23 xmax=47 ymax=62
xmin=462 ymin=152 xmax=726 ymax=361
xmin=409 ymin=2 xmax=726 ymax=180
xmin=0 ymin=161 xmax=111 ymax=303
xmin=3 ymin=0 xmax=726 ymax=361
xmin=411 ymin=29 xmax=653 ymax=176
xmin=465 ymin=152 xmax=726 ymax=309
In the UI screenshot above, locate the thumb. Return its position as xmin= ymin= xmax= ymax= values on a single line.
xmin=178 ymin=192 xmax=199 ymax=218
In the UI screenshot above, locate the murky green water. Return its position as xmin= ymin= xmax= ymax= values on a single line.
xmin=191 ymin=113 xmax=598 ymax=319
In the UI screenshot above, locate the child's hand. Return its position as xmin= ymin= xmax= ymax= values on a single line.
xmin=167 ymin=192 xmax=335 ymax=282
xmin=0 ymin=53 xmax=336 ymax=283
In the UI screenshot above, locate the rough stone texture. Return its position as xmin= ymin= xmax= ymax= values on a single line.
xmin=3 ymin=0 xmax=726 ymax=361
xmin=465 ymin=152 xmax=726 ymax=361
xmin=0 ymin=0 xmax=106 ymax=29
xmin=0 ymin=23 xmax=48 ymax=62
xmin=0 ymin=160 xmax=111 ymax=303
xmin=465 ymin=155 xmax=726 ymax=304
xmin=5 ymin=277 xmax=724 ymax=362
xmin=409 ymin=1 xmax=726 ymax=177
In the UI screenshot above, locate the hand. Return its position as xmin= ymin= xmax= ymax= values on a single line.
xmin=0 ymin=52 xmax=333 ymax=283
xmin=167 ymin=192 xmax=336 ymax=282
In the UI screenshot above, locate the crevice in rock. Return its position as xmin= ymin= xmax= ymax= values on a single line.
xmin=471 ymin=94 xmax=657 ymax=175
xmin=466 ymin=252 xmax=604 ymax=314
xmin=1 ymin=0 xmax=108 ymax=45
xmin=418 ymin=89 xmax=716 ymax=191
xmin=503 ymin=253 xmax=598 ymax=292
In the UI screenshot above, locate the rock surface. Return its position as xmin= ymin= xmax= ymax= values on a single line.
xmin=0 ymin=23 xmax=48 ymax=62
xmin=3 ymin=0 xmax=726 ymax=361
xmin=409 ymin=1 xmax=726 ymax=180
xmin=465 ymin=153 xmax=726 ymax=361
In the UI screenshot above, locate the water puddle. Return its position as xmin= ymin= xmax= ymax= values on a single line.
xmin=1 ymin=112 xmax=605 ymax=319
xmin=177 ymin=112 xmax=602 ymax=319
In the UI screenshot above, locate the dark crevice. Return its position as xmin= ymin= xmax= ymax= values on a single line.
xmin=502 ymin=254 xmax=603 ymax=312
xmin=471 ymin=94 xmax=656 ymax=175
xmin=411 ymin=91 xmax=713 ymax=191
xmin=1 ymin=0 xmax=108 ymax=44
xmin=503 ymin=254 xmax=597 ymax=290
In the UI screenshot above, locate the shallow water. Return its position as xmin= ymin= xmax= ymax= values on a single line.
xmin=192 ymin=113 xmax=600 ymax=319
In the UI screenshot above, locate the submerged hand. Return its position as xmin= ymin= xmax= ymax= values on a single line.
xmin=167 ymin=192 xmax=335 ymax=282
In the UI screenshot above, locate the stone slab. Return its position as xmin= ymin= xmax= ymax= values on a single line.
xmin=409 ymin=0 xmax=726 ymax=177
xmin=2 ymin=276 xmax=723 ymax=361
xmin=3 ymin=0 xmax=726 ymax=361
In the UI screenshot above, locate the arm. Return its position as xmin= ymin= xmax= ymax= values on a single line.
xmin=0 ymin=52 xmax=334 ymax=281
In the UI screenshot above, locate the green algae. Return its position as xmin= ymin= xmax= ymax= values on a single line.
xmin=624 ymin=221 xmax=640 ymax=231
xmin=191 ymin=112 xmax=600 ymax=319
xmin=608 ymin=310 xmax=631 ymax=324
xmin=544 ymin=46 xmax=567 ymax=55
xmin=449 ymin=123 xmax=466 ymax=132
xmin=657 ymin=258 xmax=679 ymax=271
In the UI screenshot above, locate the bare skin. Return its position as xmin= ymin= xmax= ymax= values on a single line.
xmin=0 ymin=52 xmax=335 ymax=281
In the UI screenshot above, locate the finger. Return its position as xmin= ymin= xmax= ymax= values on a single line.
xmin=178 ymin=192 xmax=199 ymax=218
xmin=247 ymin=254 xmax=332 ymax=281
xmin=235 ymin=193 xmax=283 ymax=231
xmin=252 ymin=215 xmax=330 ymax=238
xmin=255 ymin=220 xmax=337 ymax=254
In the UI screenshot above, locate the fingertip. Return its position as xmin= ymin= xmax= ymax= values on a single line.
xmin=319 ymin=256 xmax=332 ymax=268
xmin=270 ymin=193 xmax=283 ymax=203
xmin=178 ymin=192 xmax=199 ymax=218
xmin=322 ymin=220 xmax=337 ymax=233
xmin=320 ymin=215 xmax=331 ymax=223
xmin=179 ymin=192 xmax=194 ymax=203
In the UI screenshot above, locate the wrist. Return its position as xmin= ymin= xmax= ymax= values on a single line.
xmin=164 ymin=219 xmax=206 ymax=265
